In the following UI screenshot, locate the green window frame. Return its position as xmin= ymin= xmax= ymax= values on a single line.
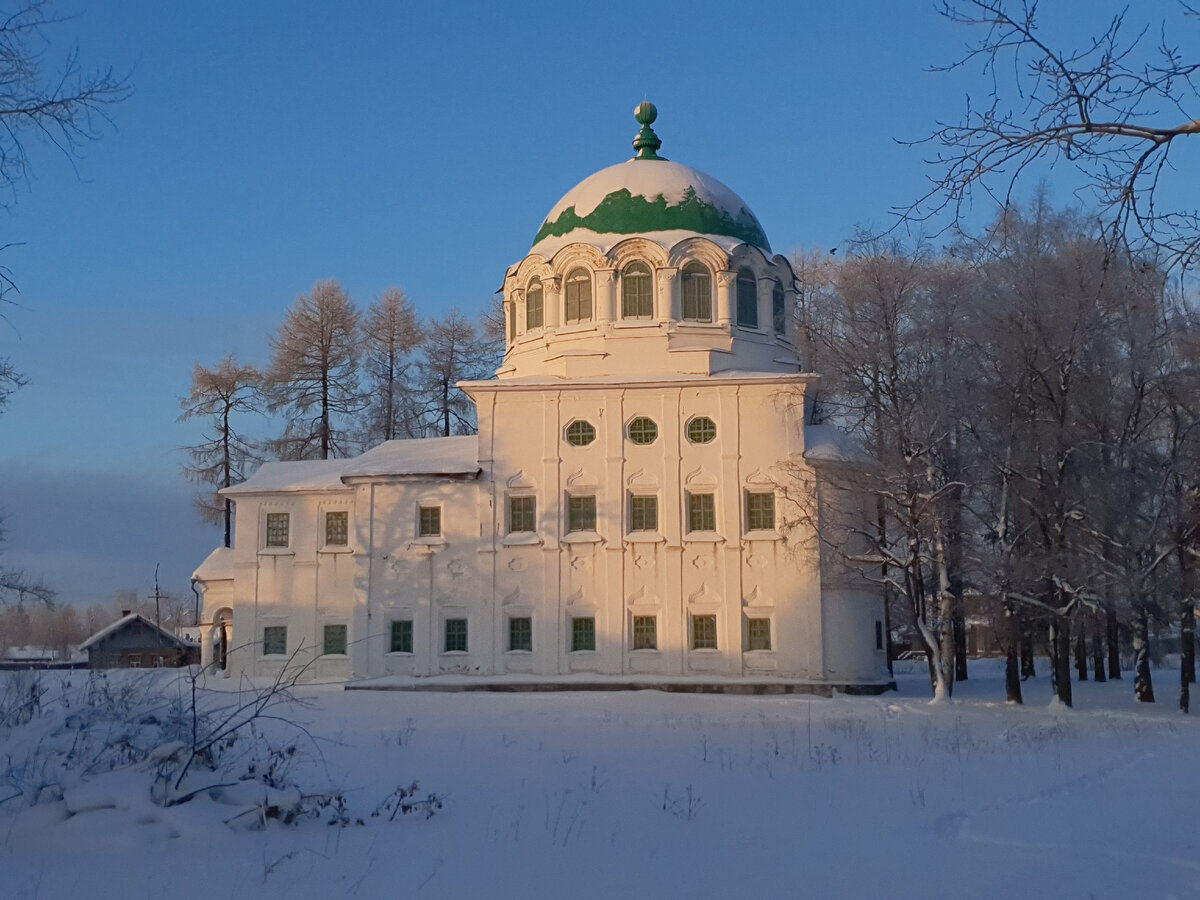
xmin=621 ymin=261 xmax=654 ymax=318
xmin=681 ymin=261 xmax=712 ymax=322
xmin=323 ymin=624 xmax=348 ymax=656
xmin=564 ymin=268 xmax=592 ymax=323
xmin=747 ymin=617 xmax=772 ymax=651
xmin=772 ymin=282 xmax=786 ymax=335
xmin=508 ymin=616 xmax=532 ymax=652
xmin=508 ymin=495 xmax=536 ymax=534
xmin=567 ymin=495 xmax=597 ymax=533
xmin=736 ymin=269 xmax=758 ymax=328
xmin=265 ymin=512 xmax=289 ymax=548
xmin=444 ymin=618 xmax=468 ymax=653
xmin=627 ymin=416 xmax=658 ymax=445
xmin=565 ymin=420 xmax=596 ymax=446
xmin=418 ymin=505 xmax=441 ymax=537
xmin=262 ymin=625 xmax=287 ymax=656
xmin=692 ymin=614 xmax=717 ymax=650
xmin=746 ymin=491 xmax=776 ymax=531
xmin=686 ymin=416 xmax=716 ymax=444
xmin=686 ymin=492 xmax=716 ymax=532
xmin=526 ymin=278 xmax=544 ymax=330
xmin=571 ymin=617 xmax=596 ymax=652
xmin=390 ymin=620 xmax=413 ymax=654
xmin=632 ymin=615 xmax=657 ymax=651
xmin=629 ymin=494 xmax=658 ymax=532
xmin=325 ymin=510 xmax=348 ymax=546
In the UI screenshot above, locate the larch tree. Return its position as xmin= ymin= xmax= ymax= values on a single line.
xmin=412 ymin=308 xmax=490 ymax=437
xmin=264 ymin=279 xmax=363 ymax=460
xmin=360 ymin=287 xmax=422 ymax=444
xmin=178 ymin=355 xmax=262 ymax=547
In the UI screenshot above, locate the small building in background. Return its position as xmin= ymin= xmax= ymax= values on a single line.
xmin=78 ymin=612 xmax=200 ymax=669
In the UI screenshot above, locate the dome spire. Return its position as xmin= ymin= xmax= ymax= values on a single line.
xmin=632 ymin=101 xmax=663 ymax=160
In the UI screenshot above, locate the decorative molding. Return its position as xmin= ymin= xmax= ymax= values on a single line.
xmin=683 ymin=465 xmax=718 ymax=489
xmin=626 ymin=468 xmax=659 ymax=489
xmin=506 ymin=469 xmax=536 ymax=490
xmin=565 ymin=468 xmax=598 ymax=490
xmin=502 ymin=586 xmax=521 ymax=607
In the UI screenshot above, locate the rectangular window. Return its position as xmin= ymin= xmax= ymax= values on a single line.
xmin=567 ymin=495 xmax=596 ymax=533
xmin=747 ymin=618 xmax=772 ymax=651
xmin=772 ymin=286 xmax=786 ymax=335
xmin=508 ymin=616 xmax=532 ymax=652
xmin=571 ymin=617 xmax=596 ymax=652
xmin=418 ymin=505 xmax=441 ymax=537
xmin=632 ymin=615 xmax=657 ymax=650
xmin=508 ymin=495 xmax=536 ymax=534
xmin=686 ymin=492 xmax=716 ymax=532
xmin=736 ymin=275 xmax=759 ymax=328
xmin=507 ymin=301 xmax=516 ymax=341
xmin=325 ymin=510 xmax=348 ymax=546
xmin=526 ymin=291 xmax=544 ymax=329
xmin=692 ymin=614 xmax=717 ymax=650
xmin=390 ymin=620 xmax=413 ymax=654
xmin=746 ymin=491 xmax=775 ymax=531
xmin=444 ymin=618 xmax=468 ymax=653
xmin=629 ymin=494 xmax=658 ymax=532
xmin=323 ymin=624 xmax=348 ymax=656
xmin=875 ymin=620 xmax=884 ymax=651
xmin=265 ymin=512 xmax=289 ymax=548
xmin=263 ymin=625 xmax=287 ymax=656
xmin=681 ymin=267 xmax=712 ymax=322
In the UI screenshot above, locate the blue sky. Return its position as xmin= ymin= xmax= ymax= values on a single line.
xmin=1 ymin=0 xmax=1193 ymax=607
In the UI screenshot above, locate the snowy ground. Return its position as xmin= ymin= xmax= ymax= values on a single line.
xmin=2 ymin=662 xmax=1197 ymax=900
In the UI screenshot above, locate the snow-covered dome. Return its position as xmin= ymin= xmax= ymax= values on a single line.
xmin=530 ymin=103 xmax=770 ymax=257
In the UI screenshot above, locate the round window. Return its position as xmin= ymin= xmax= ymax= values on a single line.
xmin=686 ymin=416 xmax=717 ymax=444
xmin=565 ymin=420 xmax=596 ymax=446
xmin=627 ymin=417 xmax=658 ymax=445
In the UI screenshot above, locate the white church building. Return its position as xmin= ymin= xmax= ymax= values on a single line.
xmin=193 ymin=103 xmax=890 ymax=692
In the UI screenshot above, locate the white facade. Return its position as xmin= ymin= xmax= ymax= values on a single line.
xmin=193 ymin=107 xmax=888 ymax=688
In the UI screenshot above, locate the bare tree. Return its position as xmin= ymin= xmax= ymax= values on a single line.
xmin=915 ymin=1 xmax=1200 ymax=268
xmin=264 ymin=279 xmax=363 ymax=459
xmin=179 ymin=355 xmax=262 ymax=547
xmin=412 ymin=308 xmax=489 ymax=437
xmin=360 ymin=287 xmax=422 ymax=444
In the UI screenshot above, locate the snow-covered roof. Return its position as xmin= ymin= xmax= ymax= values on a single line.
xmin=804 ymin=424 xmax=871 ymax=464
xmin=78 ymin=613 xmax=189 ymax=651
xmin=221 ymin=436 xmax=481 ymax=496
xmin=192 ymin=546 xmax=234 ymax=582
xmin=341 ymin=435 xmax=480 ymax=479
xmin=531 ymin=158 xmax=769 ymax=255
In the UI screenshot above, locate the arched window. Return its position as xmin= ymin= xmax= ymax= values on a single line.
xmin=681 ymin=262 xmax=712 ymax=322
xmin=621 ymin=261 xmax=653 ymax=318
xmin=526 ymin=278 xmax=544 ymax=330
xmin=736 ymin=269 xmax=758 ymax=328
xmin=772 ymin=282 xmax=786 ymax=335
xmin=564 ymin=268 xmax=592 ymax=323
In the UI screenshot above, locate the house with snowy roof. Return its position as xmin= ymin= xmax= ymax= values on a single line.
xmin=78 ymin=612 xmax=199 ymax=669
xmin=192 ymin=104 xmax=889 ymax=691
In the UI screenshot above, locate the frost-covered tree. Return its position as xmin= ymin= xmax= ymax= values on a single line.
xmin=179 ymin=355 xmax=262 ymax=547
xmin=264 ymin=279 xmax=363 ymax=459
xmin=412 ymin=308 xmax=490 ymax=437
xmin=360 ymin=287 xmax=422 ymax=444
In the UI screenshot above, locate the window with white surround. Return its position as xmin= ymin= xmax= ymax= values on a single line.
xmin=632 ymin=615 xmax=657 ymax=650
xmin=736 ymin=269 xmax=758 ymax=328
xmin=390 ymin=620 xmax=413 ymax=654
xmin=526 ymin=277 xmax=544 ymax=330
xmin=747 ymin=617 xmax=772 ymax=651
xmin=418 ymin=505 xmax=441 ymax=538
xmin=508 ymin=495 xmax=536 ymax=534
xmin=686 ymin=492 xmax=716 ymax=532
xmin=621 ymin=261 xmax=653 ymax=318
xmin=567 ymin=495 xmax=597 ymax=533
xmin=745 ymin=491 xmax=775 ymax=531
xmin=262 ymin=625 xmax=287 ymax=656
xmin=564 ymin=268 xmax=592 ymax=323
xmin=565 ymin=420 xmax=596 ymax=446
xmin=325 ymin=510 xmax=348 ymax=546
xmin=571 ymin=617 xmax=596 ymax=652
xmin=444 ymin=618 xmax=468 ymax=653
xmin=629 ymin=494 xmax=658 ymax=532
xmin=508 ymin=616 xmax=532 ymax=652
xmin=686 ymin=416 xmax=716 ymax=444
xmin=692 ymin=614 xmax=717 ymax=650
xmin=323 ymin=624 xmax=347 ymax=656
xmin=681 ymin=261 xmax=712 ymax=321
xmin=627 ymin=416 xmax=658 ymax=445
xmin=265 ymin=512 xmax=289 ymax=548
